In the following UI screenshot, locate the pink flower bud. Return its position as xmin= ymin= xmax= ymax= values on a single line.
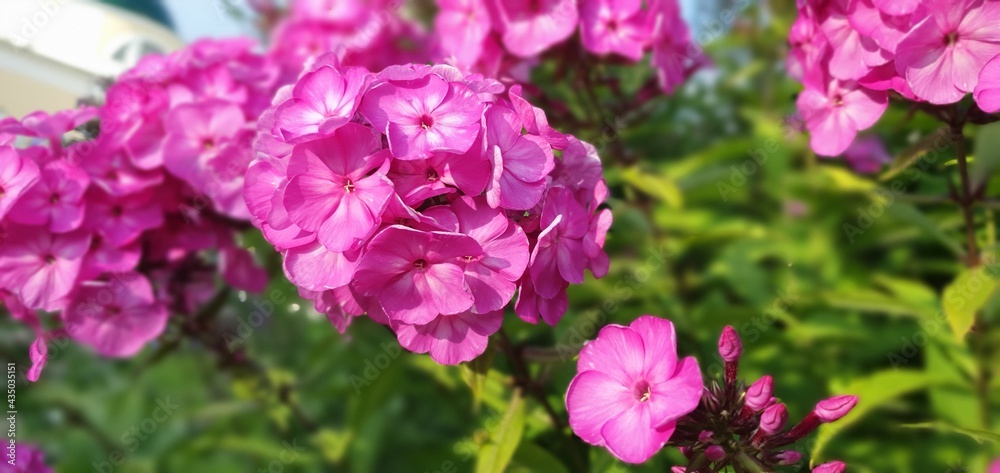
xmin=705 ymin=445 xmax=726 ymax=462
xmin=671 ymin=467 xmax=687 ymax=473
xmin=718 ymin=325 xmax=742 ymax=362
xmin=744 ymin=375 xmax=774 ymax=411
xmin=772 ymin=450 xmax=802 ymax=465
xmin=814 ymin=395 xmax=858 ymax=422
xmin=698 ymin=430 xmax=714 ymax=443
xmin=813 ymin=461 xmax=846 ymax=473
xmin=760 ymin=403 xmax=788 ymax=434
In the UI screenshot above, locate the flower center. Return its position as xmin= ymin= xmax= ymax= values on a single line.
xmin=0 ymin=186 xmax=5 ymax=197
xmin=413 ymin=258 xmax=427 ymax=269
xmin=106 ymin=305 xmax=122 ymax=316
xmin=202 ymin=138 xmax=215 ymax=150
xmin=426 ymin=169 xmax=439 ymax=182
xmin=49 ymin=193 xmax=61 ymax=204
xmin=944 ymin=31 xmax=959 ymax=46
xmin=832 ymin=93 xmax=844 ymax=107
xmin=343 ymin=179 xmax=356 ymax=193
xmin=42 ymin=254 xmax=56 ymax=265
xmin=634 ymin=380 xmax=652 ymax=402
xmin=110 ymin=205 xmax=124 ymax=217
xmin=419 ymin=114 xmax=434 ymax=130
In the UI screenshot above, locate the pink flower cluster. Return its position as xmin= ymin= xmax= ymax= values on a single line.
xmin=266 ymin=0 xmax=430 ymax=78
xmin=433 ymin=0 xmax=701 ymax=92
xmin=790 ymin=0 xmax=1000 ymax=156
xmin=0 ymin=39 xmax=278 ymax=381
xmin=566 ymin=319 xmax=858 ymax=469
xmin=246 ymin=59 xmax=611 ymax=365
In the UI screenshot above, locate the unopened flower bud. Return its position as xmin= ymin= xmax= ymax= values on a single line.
xmin=814 ymin=395 xmax=858 ymax=422
xmin=744 ymin=376 xmax=773 ymax=411
xmin=760 ymin=403 xmax=788 ymax=434
xmin=698 ymin=430 xmax=714 ymax=443
xmin=813 ymin=461 xmax=846 ymax=473
xmin=718 ymin=325 xmax=742 ymax=362
xmin=671 ymin=467 xmax=687 ymax=473
xmin=705 ymin=445 xmax=726 ymax=462
xmin=771 ymin=450 xmax=802 ymax=465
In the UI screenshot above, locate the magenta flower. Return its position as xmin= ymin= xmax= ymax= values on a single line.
xmin=580 ymin=0 xmax=653 ymax=61
xmin=491 ymin=0 xmax=579 ymax=57
xmin=163 ymin=100 xmax=246 ymax=188
xmin=514 ymin=274 xmax=569 ymax=325
xmin=273 ymin=65 xmax=371 ymax=143
xmin=566 ymin=315 xmax=703 ymax=464
xmin=283 ymin=241 xmax=361 ymax=292
xmin=0 ymin=226 xmax=90 ymax=311
xmin=392 ymin=309 xmax=503 ymax=365
xmin=895 ymin=0 xmax=1000 ymax=104
xmin=0 ymin=444 xmax=53 ymax=473
xmin=219 ymin=245 xmax=268 ymax=293
xmin=484 ymin=105 xmax=554 ymax=210
xmin=387 ymin=150 xmax=491 ymax=207
xmin=530 ymin=187 xmax=591 ymax=297
xmin=83 ymin=190 xmax=163 ymax=247
xmin=283 ymin=123 xmax=394 ymax=252
xmin=353 ymin=225 xmax=483 ymax=324
xmin=975 ymin=54 xmax=1000 ymax=112
xmin=873 ymin=0 xmax=918 ymax=16
xmin=0 ymin=147 xmax=39 ymax=220
xmin=841 ymin=135 xmax=891 ymax=174
xmin=28 ymin=336 xmax=47 ymax=383
xmin=451 ymin=196 xmax=529 ymax=313
xmin=435 ymin=0 xmax=493 ymax=67
xmin=818 ymin=1 xmax=889 ymax=81
xmin=361 ymin=73 xmax=484 ymax=160
xmin=797 ymin=69 xmax=888 ymax=156
xmin=813 ymin=461 xmax=847 ymax=473
xmin=8 ymin=160 xmax=90 ymax=233
xmin=64 ymin=273 xmax=168 ymax=357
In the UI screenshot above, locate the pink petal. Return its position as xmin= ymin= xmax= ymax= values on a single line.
xmin=566 ymin=370 xmax=634 ymax=446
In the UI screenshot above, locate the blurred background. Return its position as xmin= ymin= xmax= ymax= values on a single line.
xmin=1 ymin=1 xmax=997 ymax=472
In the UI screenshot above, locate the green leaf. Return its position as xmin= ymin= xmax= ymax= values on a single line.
xmin=813 ymin=370 xmax=943 ymax=460
xmin=460 ymin=341 xmax=496 ymax=410
xmin=508 ymin=442 xmax=570 ymax=473
xmin=880 ymin=128 xmax=949 ymax=181
xmin=475 ymin=388 xmax=526 ymax=473
xmin=887 ymin=202 xmax=965 ymax=257
xmin=621 ymin=167 xmax=683 ymax=209
xmin=972 ymin=122 xmax=1000 ymax=188
xmin=942 ymin=265 xmax=997 ymax=341
xmin=312 ymin=428 xmax=353 ymax=463
xmin=901 ymin=422 xmax=1000 ymax=444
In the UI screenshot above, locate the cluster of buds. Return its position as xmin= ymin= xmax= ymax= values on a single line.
xmin=669 ymin=327 xmax=856 ymax=472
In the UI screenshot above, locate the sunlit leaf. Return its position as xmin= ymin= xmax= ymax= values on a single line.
xmin=475 ymin=389 xmax=526 ymax=473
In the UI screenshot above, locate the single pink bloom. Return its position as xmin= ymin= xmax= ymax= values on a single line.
xmin=797 ymin=68 xmax=888 ymax=156
xmin=244 ymin=157 xmax=315 ymax=250
xmin=28 ymin=335 xmax=47 ymax=382
xmin=393 ymin=309 xmax=503 ymax=364
xmin=490 ymin=0 xmax=579 ymax=57
xmin=273 ymin=65 xmax=371 ymax=143
xmin=451 ymin=196 xmax=529 ymax=313
xmin=566 ymin=316 xmax=703 ymax=464
xmin=0 ymin=146 xmax=40 ymax=220
xmin=819 ymin=1 xmax=890 ymax=80
xmin=83 ymin=190 xmax=163 ymax=247
xmin=353 ymin=225 xmax=483 ymax=325
xmin=361 ymin=73 xmax=484 ymax=160
xmin=283 ymin=123 xmax=394 ymax=252
xmin=0 ymin=226 xmax=91 ymax=311
xmin=8 ymin=159 xmax=90 ymax=233
xmin=484 ymin=105 xmax=554 ymax=210
xmin=648 ymin=0 xmax=700 ymax=94
xmin=841 ymin=135 xmax=891 ymax=174
xmin=163 ymin=100 xmax=246 ymax=188
xmin=895 ymin=0 xmax=1000 ymax=104
xmin=530 ymin=187 xmax=591 ymax=298
xmin=580 ymin=0 xmax=653 ymax=61
xmin=80 ymin=236 xmax=141 ymax=281
xmin=64 ymin=273 xmax=168 ymax=357
xmin=282 ymin=241 xmax=360 ymax=292
xmin=974 ymin=54 xmax=1000 ymax=112
xmin=514 ymin=274 xmax=568 ymax=325
xmin=436 ymin=0 xmax=493 ymax=67
xmin=220 ymin=245 xmax=268 ymax=293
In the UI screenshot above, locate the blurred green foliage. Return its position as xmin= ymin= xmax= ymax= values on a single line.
xmin=3 ymin=2 xmax=999 ymax=472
